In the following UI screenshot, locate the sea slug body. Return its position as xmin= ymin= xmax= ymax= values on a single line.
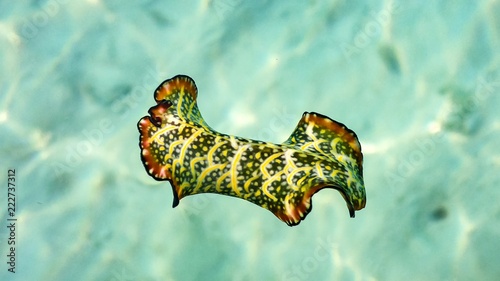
xmin=138 ymin=75 xmax=366 ymax=226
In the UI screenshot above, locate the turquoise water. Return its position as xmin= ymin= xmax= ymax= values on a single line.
xmin=1 ymin=1 xmax=499 ymax=280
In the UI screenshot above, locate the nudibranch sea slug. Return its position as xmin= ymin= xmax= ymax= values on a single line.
xmin=138 ymin=75 xmax=366 ymax=226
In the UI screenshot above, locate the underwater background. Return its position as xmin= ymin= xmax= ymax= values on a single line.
xmin=1 ymin=1 xmax=499 ymax=280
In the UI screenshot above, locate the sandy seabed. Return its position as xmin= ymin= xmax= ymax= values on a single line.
xmin=1 ymin=1 xmax=499 ymax=280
